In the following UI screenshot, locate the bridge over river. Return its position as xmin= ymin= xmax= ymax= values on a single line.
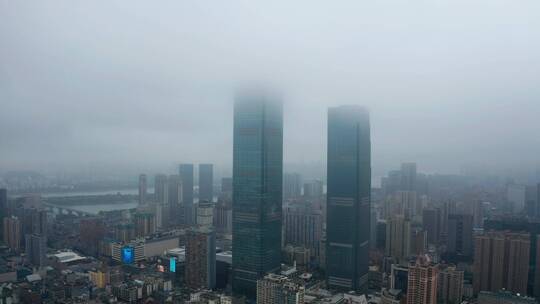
xmin=42 ymin=202 xmax=95 ymax=217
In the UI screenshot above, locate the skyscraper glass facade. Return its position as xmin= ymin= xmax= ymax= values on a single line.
xmin=326 ymin=105 xmax=371 ymax=292
xmin=232 ymin=91 xmax=283 ymax=297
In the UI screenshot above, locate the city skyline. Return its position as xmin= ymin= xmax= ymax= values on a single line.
xmin=0 ymin=96 xmax=538 ymax=302
xmin=1 ymin=1 xmax=540 ymax=303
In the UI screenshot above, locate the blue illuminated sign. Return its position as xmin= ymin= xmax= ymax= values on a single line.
xmin=121 ymin=246 xmax=134 ymax=264
xmin=170 ymin=257 xmax=176 ymax=272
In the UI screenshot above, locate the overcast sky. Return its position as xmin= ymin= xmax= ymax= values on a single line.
xmin=1 ymin=0 xmax=539 ymax=180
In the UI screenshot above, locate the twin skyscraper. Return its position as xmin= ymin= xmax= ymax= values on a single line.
xmin=231 ymin=90 xmax=371 ymax=297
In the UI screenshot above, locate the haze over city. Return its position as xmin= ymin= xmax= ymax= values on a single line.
xmin=2 ymin=1 xmax=539 ymax=181
xmin=3 ymin=2 xmax=540 ymax=304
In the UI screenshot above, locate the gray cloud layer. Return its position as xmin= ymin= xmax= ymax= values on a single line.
xmin=1 ymin=0 xmax=539 ymax=179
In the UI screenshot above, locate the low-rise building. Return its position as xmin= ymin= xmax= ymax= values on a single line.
xmin=257 ymin=273 xmax=305 ymax=304
xmin=381 ymin=288 xmax=403 ymax=304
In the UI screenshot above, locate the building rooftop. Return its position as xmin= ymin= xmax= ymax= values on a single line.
xmin=166 ymin=247 xmax=232 ymax=264
xmin=262 ymin=273 xmax=289 ymax=282
xmin=51 ymin=250 xmax=86 ymax=263
xmin=216 ymin=251 xmax=232 ymax=264
xmin=26 ymin=274 xmax=42 ymax=283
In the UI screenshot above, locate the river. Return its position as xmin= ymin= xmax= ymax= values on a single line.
xmin=41 ymin=187 xmax=153 ymax=198
xmin=43 ymin=188 xmax=147 ymax=214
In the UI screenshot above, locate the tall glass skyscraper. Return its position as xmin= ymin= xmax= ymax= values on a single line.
xmin=326 ymin=105 xmax=371 ymax=292
xmin=179 ymin=164 xmax=194 ymax=225
xmin=232 ymin=91 xmax=283 ymax=297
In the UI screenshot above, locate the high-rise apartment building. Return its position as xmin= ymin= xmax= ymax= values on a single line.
xmin=406 ymin=257 xmax=438 ymax=304
xmin=284 ymin=202 xmax=323 ymax=259
xmin=214 ymin=199 xmax=232 ymax=234
xmin=410 ymin=228 xmax=427 ymax=256
xmin=385 ymin=191 xmax=418 ymax=220
xmin=114 ymin=223 xmax=135 ymax=243
xmin=79 ymin=217 xmax=106 ymax=256
xmin=256 ymin=274 xmax=305 ymax=304
xmin=138 ymin=174 xmax=147 ymax=206
xmin=385 ymin=215 xmax=411 ymax=262
xmin=185 ymin=227 xmax=216 ymax=290
xmin=283 ymin=173 xmax=302 ymax=200
xmin=484 ymin=218 xmax=540 ymax=296
xmin=438 ymin=265 xmax=464 ymax=304
xmin=422 ymin=208 xmax=440 ymax=246
xmin=167 ymin=175 xmax=182 ymax=207
xmin=15 ymin=208 xmax=47 ymax=238
xmin=197 ymin=201 xmax=214 ymax=228
xmin=447 ymin=214 xmax=473 ymax=258
xmin=440 ymin=201 xmax=457 ymax=237
xmin=326 ymin=105 xmax=371 ymax=292
xmin=376 ymin=221 xmax=387 ymax=250
xmin=154 ymin=174 xmax=168 ymax=205
xmin=397 ymin=190 xmax=418 ymax=219
xmin=134 ymin=212 xmax=156 ymax=237
xmin=88 ymin=270 xmax=109 ymax=289
xmin=167 ymin=175 xmax=182 ymax=226
xmin=232 ymin=91 xmax=283 ymax=297
xmin=150 ymin=175 xmax=168 ymax=228
xmin=383 ymin=196 xmax=400 ymax=220
xmin=30 ymin=209 xmax=47 ymax=236
xmin=473 ymin=231 xmax=530 ymax=295
xmin=179 ymin=164 xmax=194 ymax=225
xmin=25 ymin=233 xmax=46 ymax=267
xmin=199 ymin=164 xmax=214 ymax=203
xmin=3 ymin=216 xmax=21 ymax=251
xmin=185 ymin=197 xmax=216 ymax=289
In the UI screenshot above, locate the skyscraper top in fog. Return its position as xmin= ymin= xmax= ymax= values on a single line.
xmin=326 ymin=105 xmax=371 ymax=293
xmin=232 ymin=90 xmax=283 ymax=297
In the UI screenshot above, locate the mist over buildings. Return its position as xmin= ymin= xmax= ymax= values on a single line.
xmin=1 ymin=1 xmax=539 ymax=181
